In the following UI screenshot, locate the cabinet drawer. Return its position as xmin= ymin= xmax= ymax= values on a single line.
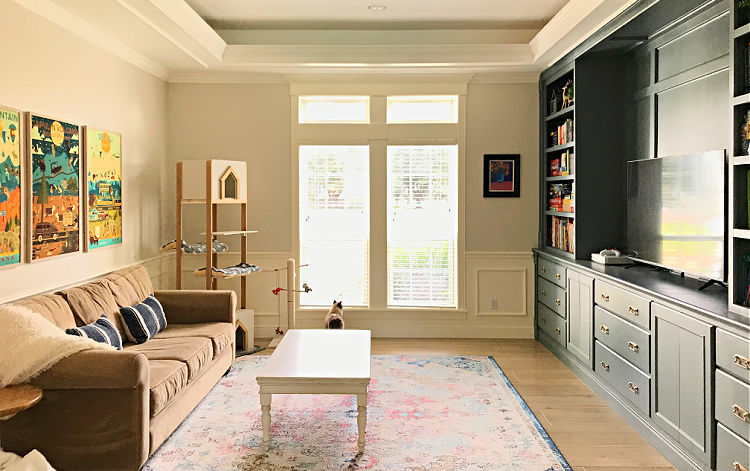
xmin=717 ymin=369 xmax=750 ymax=443
xmin=594 ymin=280 xmax=650 ymax=330
xmin=594 ymin=341 xmax=650 ymax=415
xmin=537 ymin=277 xmax=566 ymax=318
xmin=538 ymin=303 xmax=566 ymax=347
xmin=717 ymin=423 xmax=750 ymax=471
xmin=538 ymin=257 xmax=566 ymax=288
xmin=718 ymin=329 xmax=750 ymax=383
xmin=594 ymin=306 xmax=650 ymax=373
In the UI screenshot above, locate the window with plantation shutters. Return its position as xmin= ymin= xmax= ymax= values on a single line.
xmin=387 ymin=145 xmax=458 ymax=307
xmin=299 ymin=145 xmax=369 ymax=307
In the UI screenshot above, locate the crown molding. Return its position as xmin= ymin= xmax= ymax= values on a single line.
xmin=9 ymin=0 xmax=169 ymax=80
xmin=469 ymin=71 xmax=541 ymax=84
xmin=168 ymin=71 xmax=288 ymax=84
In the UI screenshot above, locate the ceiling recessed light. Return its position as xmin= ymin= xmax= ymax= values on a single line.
xmin=368 ymin=4 xmax=386 ymax=11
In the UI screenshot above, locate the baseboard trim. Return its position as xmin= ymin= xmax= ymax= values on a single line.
xmin=537 ymin=331 xmax=711 ymax=471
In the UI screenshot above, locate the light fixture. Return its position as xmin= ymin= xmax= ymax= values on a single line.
xmin=368 ymin=4 xmax=386 ymax=11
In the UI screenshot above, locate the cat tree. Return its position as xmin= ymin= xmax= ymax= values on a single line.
xmin=175 ymin=160 xmax=258 ymax=348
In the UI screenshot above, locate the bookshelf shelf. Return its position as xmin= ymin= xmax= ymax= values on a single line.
xmin=733 ymin=93 xmax=750 ymax=106
xmin=734 ymin=23 xmax=750 ymax=39
xmin=545 ymin=175 xmax=575 ymax=182
xmin=545 ymin=210 xmax=575 ymax=218
xmin=545 ymin=105 xmax=575 ymax=122
xmin=734 ymin=155 xmax=750 ymax=165
xmin=545 ymin=142 xmax=575 ymax=153
xmin=734 ymin=229 xmax=750 ymax=239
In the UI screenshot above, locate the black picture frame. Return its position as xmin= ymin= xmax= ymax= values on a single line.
xmin=483 ymin=154 xmax=520 ymax=198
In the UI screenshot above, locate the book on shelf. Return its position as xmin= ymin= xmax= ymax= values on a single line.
xmin=553 ymin=118 xmax=574 ymax=146
xmin=548 ymin=182 xmax=573 ymax=212
xmin=548 ymin=150 xmax=573 ymax=177
xmin=549 ymin=216 xmax=574 ymax=253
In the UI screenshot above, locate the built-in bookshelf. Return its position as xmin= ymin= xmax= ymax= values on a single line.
xmin=731 ymin=2 xmax=750 ymax=315
xmin=542 ymin=68 xmax=576 ymax=256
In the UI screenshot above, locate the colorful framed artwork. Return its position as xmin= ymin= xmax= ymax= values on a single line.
xmin=27 ymin=113 xmax=81 ymax=261
xmin=483 ymin=154 xmax=520 ymax=198
xmin=84 ymin=127 xmax=122 ymax=250
xmin=0 ymin=106 xmax=22 ymax=267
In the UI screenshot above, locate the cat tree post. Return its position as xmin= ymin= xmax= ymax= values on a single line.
xmin=287 ymin=258 xmax=296 ymax=329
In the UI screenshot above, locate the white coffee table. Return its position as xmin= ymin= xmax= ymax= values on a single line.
xmin=256 ymin=329 xmax=371 ymax=452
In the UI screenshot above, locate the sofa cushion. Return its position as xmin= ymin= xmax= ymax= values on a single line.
xmin=12 ymin=293 xmax=76 ymax=330
xmin=104 ymin=265 xmax=154 ymax=308
xmin=125 ymin=337 xmax=213 ymax=380
xmin=120 ymin=296 xmax=167 ymax=344
xmin=59 ymin=280 xmax=125 ymax=336
xmin=149 ymin=360 xmax=189 ymax=417
xmin=155 ymin=323 xmax=234 ymax=359
xmin=66 ymin=315 xmax=123 ymax=350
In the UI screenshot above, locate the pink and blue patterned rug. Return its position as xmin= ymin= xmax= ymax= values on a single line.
xmin=144 ymin=355 xmax=571 ymax=470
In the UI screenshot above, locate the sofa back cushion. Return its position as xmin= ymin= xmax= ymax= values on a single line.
xmin=12 ymin=293 xmax=77 ymax=330
xmin=59 ymin=280 xmax=125 ymax=336
xmin=104 ymin=265 xmax=153 ymax=307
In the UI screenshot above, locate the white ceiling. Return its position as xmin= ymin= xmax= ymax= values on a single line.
xmin=184 ymin=0 xmax=570 ymax=29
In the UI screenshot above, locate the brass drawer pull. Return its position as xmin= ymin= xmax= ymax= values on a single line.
xmin=555 ymin=298 xmax=561 ymax=306
xmin=554 ymin=327 xmax=561 ymax=335
xmin=600 ymin=294 xmax=610 ymax=302
xmin=733 ymin=404 xmax=750 ymax=422
xmin=628 ymin=341 xmax=638 ymax=352
xmin=600 ymin=361 xmax=609 ymax=371
xmin=735 ymin=354 xmax=750 ymax=370
xmin=540 ymin=317 xmax=547 ymax=324
xmin=628 ymin=306 xmax=639 ymax=316
xmin=735 ymin=461 xmax=748 ymax=471
xmin=600 ymin=325 xmax=609 ymax=334
xmin=555 ymin=273 xmax=561 ymax=280
xmin=541 ymin=266 xmax=547 ymax=274
xmin=541 ymin=290 xmax=547 ymax=297
xmin=627 ymin=382 xmax=639 ymax=394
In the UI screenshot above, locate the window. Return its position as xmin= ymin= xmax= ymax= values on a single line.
xmin=299 ymin=96 xmax=370 ymax=123
xmin=387 ymin=96 xmax=458 ymax=123
xmin=387 ymin=145 xmax=458 ymax=307
xmin=299 ymin=145 xmax=369 ymax=306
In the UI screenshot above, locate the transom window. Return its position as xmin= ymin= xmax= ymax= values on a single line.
xmin=298 ymin=96 xmax=370 ymax=124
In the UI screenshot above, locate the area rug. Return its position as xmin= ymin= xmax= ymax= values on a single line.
xmin=144 ymin=355 xmax=571 ymax=471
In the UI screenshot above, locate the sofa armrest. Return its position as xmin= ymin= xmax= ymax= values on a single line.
xmin=154 ymin=289 xmax=236 ymax=324
xmin=31 ymin=350 xmax=148 ymax=390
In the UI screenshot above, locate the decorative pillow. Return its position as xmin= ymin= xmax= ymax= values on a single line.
xmin=119 ymin=295 xmax=167 ymax=344
xmin=65 ymin=315 xmax=123 ymax=350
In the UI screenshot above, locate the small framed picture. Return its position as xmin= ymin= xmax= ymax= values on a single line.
xmin=484 ymin=154 xmax=520 ymax=198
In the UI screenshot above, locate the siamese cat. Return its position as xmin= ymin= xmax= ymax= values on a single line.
xmin=324 ymin=300 xmax=345 ymax=329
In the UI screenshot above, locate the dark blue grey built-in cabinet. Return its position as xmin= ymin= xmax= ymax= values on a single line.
xmin=567 ymin=270 xmax=593 ymax=367
xmin=651 ymin=303 xmax=714 ymax=466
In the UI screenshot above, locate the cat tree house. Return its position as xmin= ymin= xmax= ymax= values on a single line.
xmin=175 ymin=160 xmax=258 ymax=348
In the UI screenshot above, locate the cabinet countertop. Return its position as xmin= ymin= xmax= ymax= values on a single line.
xmin=534 ymin=248 xmax=750 ymax=333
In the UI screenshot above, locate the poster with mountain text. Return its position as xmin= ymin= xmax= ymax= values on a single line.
xmin=0 ymin=107 xmax=21 ymax=266
xmin=86 ymin=127 xmax=122 ymax=250
xmin=29 ymin=114 xmax=80 ymax=261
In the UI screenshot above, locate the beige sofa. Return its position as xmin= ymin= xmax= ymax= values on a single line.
xmin=2 ymin=265 xmax=236 ymax=471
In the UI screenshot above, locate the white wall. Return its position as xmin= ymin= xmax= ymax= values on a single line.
xmin=167 ymin=80 xmax=539 ymax=338
xmin=0 ymin=0 xmax=168 ymax=302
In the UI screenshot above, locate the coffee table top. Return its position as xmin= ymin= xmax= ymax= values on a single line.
xmin=257 ymin=329 xmax=371 ymax=381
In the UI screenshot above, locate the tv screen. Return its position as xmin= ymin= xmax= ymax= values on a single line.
xmin=626 ymin=150 xmax=725 ymax=281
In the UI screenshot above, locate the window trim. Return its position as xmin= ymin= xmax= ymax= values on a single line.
xmin=291 ymin=89 xmax=466 ymax=316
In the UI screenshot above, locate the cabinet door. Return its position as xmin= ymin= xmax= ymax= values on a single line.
xmin=567 ymin=270 xmax=593 ymax=367
xmin=651 ymin=303 xmax=713 ymax=465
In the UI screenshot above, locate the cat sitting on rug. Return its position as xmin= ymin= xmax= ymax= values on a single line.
xmin=324 ymin=300 xmax=345 ymax=329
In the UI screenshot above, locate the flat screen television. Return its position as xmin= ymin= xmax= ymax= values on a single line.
xmin=626 ymin=150 xmax=726 ymax=282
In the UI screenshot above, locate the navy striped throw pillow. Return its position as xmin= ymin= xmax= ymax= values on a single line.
xmin=119 ymin=295 xmax=167 ymax=344
xmin=66 ymin=315 xmax=123 ymax=350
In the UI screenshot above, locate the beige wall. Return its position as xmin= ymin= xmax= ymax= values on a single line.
xmin=0 ymin=0 xmax=167 ymax=302
xmin=166 ymin=81 xmax=539 ymax=337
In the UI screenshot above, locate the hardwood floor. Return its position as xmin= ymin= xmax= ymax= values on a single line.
xmin=257 ymin=338 xmax=675 ymax=471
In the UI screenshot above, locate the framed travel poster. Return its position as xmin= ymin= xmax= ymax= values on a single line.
xmin=0 ymin=106 xmax=22 ymax=267
xmin=84 ymin=127 xmax=122 ymax=250
xmin=484 ymin=154 xmax=520 ymax=198
xmin=27 ymin=113 xmax=81 ymax=261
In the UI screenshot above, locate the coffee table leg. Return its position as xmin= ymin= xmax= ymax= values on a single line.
xmin=357 ymin=393 xmax=367 ymax=453
xmin=260 ymin=393 xmax=271 ymax=451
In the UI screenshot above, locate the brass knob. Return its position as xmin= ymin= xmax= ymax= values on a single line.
xmin=733 ymin=404 xmax=750 ymax=422
xmin=541 ymin=290 xmax=547 ymax=297
xmin=600 ymin=325 xmax=609 ymax=334
xmin=600 ymin=294 xmax=609 ymax=302
xmin=735 ymin=354 xmax=750 ymax=370
xmin=628 ymin=382 xmax=639 ymax=394
xmin=628 ymin=341 xmax=638 ymax=352
xmin=541 ymin=318 xmax=547 ymax=324
xmin=600 ymin=361 xmax=609 ymax=371
xmin=734 ymin=461 xmax=748 ymax=471
xmin=555 ymin=273 xmax=561 ymax=280
xmin=555 ymin=327 xmax=561 ymax=335
xmin=555 ymin=298 xmax=561 ymax=306
xmin=628 ymin=306 xmax=639 ymax=316
xmin=541 ymin=266 xmax=547 ymax=274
